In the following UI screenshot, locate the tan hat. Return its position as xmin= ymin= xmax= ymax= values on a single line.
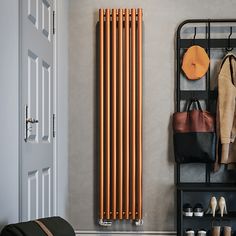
xmin=182 ymin=45 xmax=210 ymax=80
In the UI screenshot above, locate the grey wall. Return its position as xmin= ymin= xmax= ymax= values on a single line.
xmin=0 ymin=0 xmax=19 ymax=228
xmin=68 ymin=0 xmax=236 ymax=232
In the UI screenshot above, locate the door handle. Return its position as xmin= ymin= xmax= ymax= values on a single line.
xmin=26 ymin=117 xmax=39 ymax=124
xmin=24 ymin=105 xmax=39 ymax=142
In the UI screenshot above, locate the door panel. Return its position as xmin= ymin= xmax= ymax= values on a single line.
xmin=42 ymin=0 xmax=51 ymax=40
xmin=21 ymin=0 xmax=54 ymax=221
xmin=27 ymin=50 xmax=38 ymax=141
xmin=42 ymin=60 xmax=51 ymax=142
xmin=28 ymin=0 xmax=38 ymax=27
xmin=42 ymin=167 xmax=51 ymax=217
xmin=27 ymin=170 xmax=39 ymax=220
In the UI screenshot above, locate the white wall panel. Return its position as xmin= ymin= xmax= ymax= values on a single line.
xmin=0 ymin=0 xmax=19 ymax=229
xmin=56 ymin=0 xmax=69 ymax=219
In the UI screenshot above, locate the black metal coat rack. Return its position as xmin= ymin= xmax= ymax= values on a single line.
xmin=176 ymin=19 xmax=236 ymax=236
xmin=176 ymin=19 xmax=236 ymax=185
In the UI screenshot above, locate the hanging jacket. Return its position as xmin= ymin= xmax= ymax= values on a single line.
xmin=217 ymin=53 xmax=236 ymax=166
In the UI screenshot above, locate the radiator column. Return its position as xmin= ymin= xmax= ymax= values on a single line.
xmin=124 ymin=8 xmax=130 ymax=220
xmin=111 ymin=9 xmax=117 ymax=220
xmin=99 ymin=8 xmax=143 ymax=224
xmin=137 ymin=8 xmax=143 ymax=220
xmin=118 ymin=9 xmax=124 ymax=220
xmin=99 ymin=8 xmax=104 ymax=220
xmin=105 ymin=8 xmax=111 ymax=220
xmin=131 ymin=8 xmax=136 ymax=220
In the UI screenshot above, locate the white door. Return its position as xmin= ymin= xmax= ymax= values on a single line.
xmin=21 ymin=0 xmax=55 ymax=221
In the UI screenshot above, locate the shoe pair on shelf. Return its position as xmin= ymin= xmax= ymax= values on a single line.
xmin=183 ymin=203 xmax=204 ymax=217
xmin=211 ymin=226 xmax=231 ymax=236
xmin=205 ymin=196 xmax=227 ymax=217
xmin=185 ymin=228 xmax=206 ymax=236
xmin=186 ymin=227 xmax=231 ymax=236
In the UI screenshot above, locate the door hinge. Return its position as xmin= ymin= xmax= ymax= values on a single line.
xmin=53 ymin=11 xmax=55 ymax=35
xmin=53 ymin=114 xmax=56 ymax=138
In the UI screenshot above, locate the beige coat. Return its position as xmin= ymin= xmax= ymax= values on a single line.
xmin=217 ymin=53 xmax=236 ymax=166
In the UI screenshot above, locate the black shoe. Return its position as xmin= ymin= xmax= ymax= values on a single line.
xmin=183 ymin=203 xmax=193 ymax=217
xmin=194 ymin=203 xmax=204 ymax=217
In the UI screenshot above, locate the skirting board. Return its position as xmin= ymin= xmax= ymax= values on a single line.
xmin=75 ymin=231 xmax=176 ymax=236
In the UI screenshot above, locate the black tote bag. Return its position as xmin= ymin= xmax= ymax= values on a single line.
xmin=173 ymin=99 xmax=216 ymax=163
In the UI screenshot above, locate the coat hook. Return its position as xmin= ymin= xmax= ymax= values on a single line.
xmin=192 ymin=27 xmax=197 ymax=45
xmin=226 ymin=26 xmax=233 ymax=52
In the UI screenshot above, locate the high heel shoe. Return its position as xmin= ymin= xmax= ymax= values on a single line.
xmin=211 ymin=226 xmax=221 ymax=236
xmin=197 ymin=229 xmax=206 ymax=236
xmin=206 ymin=196 xmax=217 ymax=217
xmin=185 ymin=228 xmax=195 ymax=236
xmin=223 ymin=226 xmax=231 ymax=236
xmin=218 ymin=196 xmax=227 ymax=217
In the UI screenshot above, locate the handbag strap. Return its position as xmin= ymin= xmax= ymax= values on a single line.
xmin=35 ymin=220 xmax=53 ymax=236
xmin=187 ymin=98 xmax=203 ymax=112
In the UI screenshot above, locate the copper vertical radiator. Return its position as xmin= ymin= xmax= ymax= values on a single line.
xmin=99 ymin=8 xmax=143 ymax=226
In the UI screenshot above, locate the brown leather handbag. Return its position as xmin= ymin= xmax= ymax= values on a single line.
xmin=173 ymin=99 xmax=216 ymax=163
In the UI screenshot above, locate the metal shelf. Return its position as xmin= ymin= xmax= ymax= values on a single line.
xmin=179 ymin=38 xmax=236 ymax=49
xmin=183 ymin=212 xmax=236 ymax=219
xmin=179 ymin=90 xmax=217 ymax=100
xmin=177 ymin=183 xmax=236 ymax=191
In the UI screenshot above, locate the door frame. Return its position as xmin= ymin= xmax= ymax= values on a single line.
xmin=19 ymin=0 xmax=58 ymax=220
xmin=53 ymin=0 xmax=58 ymax=217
